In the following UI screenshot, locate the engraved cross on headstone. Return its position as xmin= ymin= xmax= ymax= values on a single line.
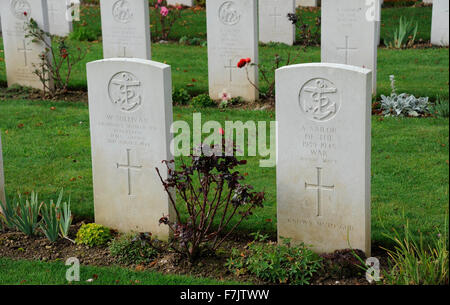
xmin=305 ymin=167 xmax=335 ymax=217
xmin=118 ymin=46 xmax=127 ymax=58
xmin=224 ymin=59 xmax=238 ymax=83
xmin=17 ymin=40 xmax=32 ymax=67
xmin=116 ymin=149 xmax=142 ymax=196
xmin=269 ymin=6 xmax=282 ymax=31
xmin=336 ymin=36 xmax=358 ymax=64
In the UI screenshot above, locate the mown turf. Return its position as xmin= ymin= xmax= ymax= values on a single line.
xmin=0 ymin=99 xmax=448 ymax=247
xmin=0 ymin=257 xmax=240 ymax=285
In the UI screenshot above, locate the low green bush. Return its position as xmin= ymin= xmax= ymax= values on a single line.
xmin=226 ymin=233 xmax=322 ymax=285
xmin=191 ymin=94 xmax=216 ymax=108
xmin=172 ymin=87 xmax=191 ymax=105
xmin=109 ymin=233 xmax=158 ymax=265
xmin=75 ymin=223 xmax=112 ymax=247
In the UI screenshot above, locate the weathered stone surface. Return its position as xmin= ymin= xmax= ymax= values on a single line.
xmin=259 ymin=0 xmax=296 ymax=46
xmin=276 ymin=63 xmax=372 ymax=255
xmin=321 ymin=0 xmax=379 ymax=94
xmin=100 ymin=0 xmax=151 ymax=59
xmin=0 ymin=0 xmax=53 ymax=90
xmin=431 ymin=0 xmax=449 ymax=46
xmin=206 ymin=0 xmax=258 ymax=101
xmin=47 ymin=0 xmax=72 ymax=36
xmin=87 ymin=58 xmax=174 ymax=240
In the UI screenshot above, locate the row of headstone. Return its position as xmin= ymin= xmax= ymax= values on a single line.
xmin=85 ymin=56 xmax=373 ymax=255
xmin=431 ymin=0 xmax=449 ymax=46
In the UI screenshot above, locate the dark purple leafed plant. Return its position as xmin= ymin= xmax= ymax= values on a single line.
xmin=155 ymin=139 xmax=265 ymax=261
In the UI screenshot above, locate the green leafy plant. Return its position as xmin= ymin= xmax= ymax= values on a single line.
xmin=39 ymin=190 xmax=72 ymax=243
xmin=59 ymin=200 xmax=72 ymax=240
xmin=14 ymin=192 xmax=42 ymax=237
xmin=380 ymin=75 xmax=430 ymax=117
xmin=172 ymin=87 xmax=191 ymax=105
xmin=226 ymin=233 xmax=322 ymax=285
xmin=191 ymin=94 xmax=216 ymax=108
xmin=39 ymin=202 xmax=60 ymax=242
xmin=0 ymin=197 xmax=18 ymax=230
xmin=69 ymin=27 xmax=98 ymax=42
xmin=430 ymin=97 xmax=450 ymax=118
xmin=109 ymin=233 xmax=158 ymax=265
xmin=179 ymin=36 xmax=206 ymax=46
xmin=75 ymin=223 xmax=113 ymax=247
xmin=384 ymin=16 xmax=418 ymax=49
xmin=382 ymin=220 xmax=449 ymax=285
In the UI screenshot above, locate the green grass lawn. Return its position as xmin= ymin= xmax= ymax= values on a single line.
xmin=0 ymin=99 xmax=448 ymax=247
xmin=0 ymin=257 xmax=239 ymax=285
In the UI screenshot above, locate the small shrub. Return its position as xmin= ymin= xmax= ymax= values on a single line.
xmin=172 ymin=87 xmax=191 ymax=105
xmin=156 ymin=140 xmax=265 ymax=261
xmin=151 ymin=0 xmax=183 ymax=41
xmin=288 ymin=10 xmax=321 ymax=47
xmin=109 ymin=233 xmax=158 ymax=265
xmin=179 ymin=36 xmax=206 ymax=46
xmin=75 ymin=223 xmax=112 ymax=247
xmin=191 ymin=94 xmax=216 ymax=108
xmin=0 ymin=197 xmax=18 ymax=230
xmin=69 ymin=27 xmax=99 ymax=42
xmin=226 ymin=234 xmax=322 ymax=285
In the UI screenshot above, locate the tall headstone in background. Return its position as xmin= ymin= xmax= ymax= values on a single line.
xmin=87 ymin=58 xmax=173 ymax=240
xmin=259 ymin=0 xmax=296 ymax=46
xmin=276 ymin=63 xmax=372 ymax=256
xmin=296 ymin=0 xmax=318 ymax=7
xmin=207 ymin=0 xmax=258 ymax=101
xmin=47 ymin=0 xmax=72 ymax=37
xmin=100 ymin=0 xmax=151 ymax=59
xmin=167 ymin=0 xmax=193 ymax=6
xmin=0 ymin=0 xmax=53 ymax=90
xmin=431 ymin=0 xmax=449 ymax=46
xmin=0 ymin=136 xmax=6 ymax=208
xmin=321 ymin=0 xmax=379 ymax=94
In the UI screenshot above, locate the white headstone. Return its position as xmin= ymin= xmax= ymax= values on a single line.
xmin=47 ymin=0 xmax=72 ymax=36
xmin=296 ymin=0 xmax=318 ymax=7
xmin=259 ymin=0 xmax=296 ymax=46
xmin=87 ymin=58 xmax=173 ymax=239
xmin=0 ymin=136 xmax=6 ymax=209
xmin=424 ymin=0 xmax=433 ymax=4
xmin=167 ymin=0 xmax=193 ymax=6
xmin=206 ymin=0 xmax=259 ymax=102
xmin=0 ymin=0 xmax=53 ymax=90
xmin=100 ymin=0 xmax=151 ymax=59
xmin=431 ymin=0 xmax=449 ymax=46
xmin=321 ymin=0 xmax=379 ymax=94
xmin=276 ymin=63 xmax=372 ymax=256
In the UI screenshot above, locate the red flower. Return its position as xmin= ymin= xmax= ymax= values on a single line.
xmin=245 ymin=58 xmax=251 ymax=63
xmin=23 ymin=11 xmax=28 ymax=16
xmin=237 ymin=58 xmax=247 ymax=68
